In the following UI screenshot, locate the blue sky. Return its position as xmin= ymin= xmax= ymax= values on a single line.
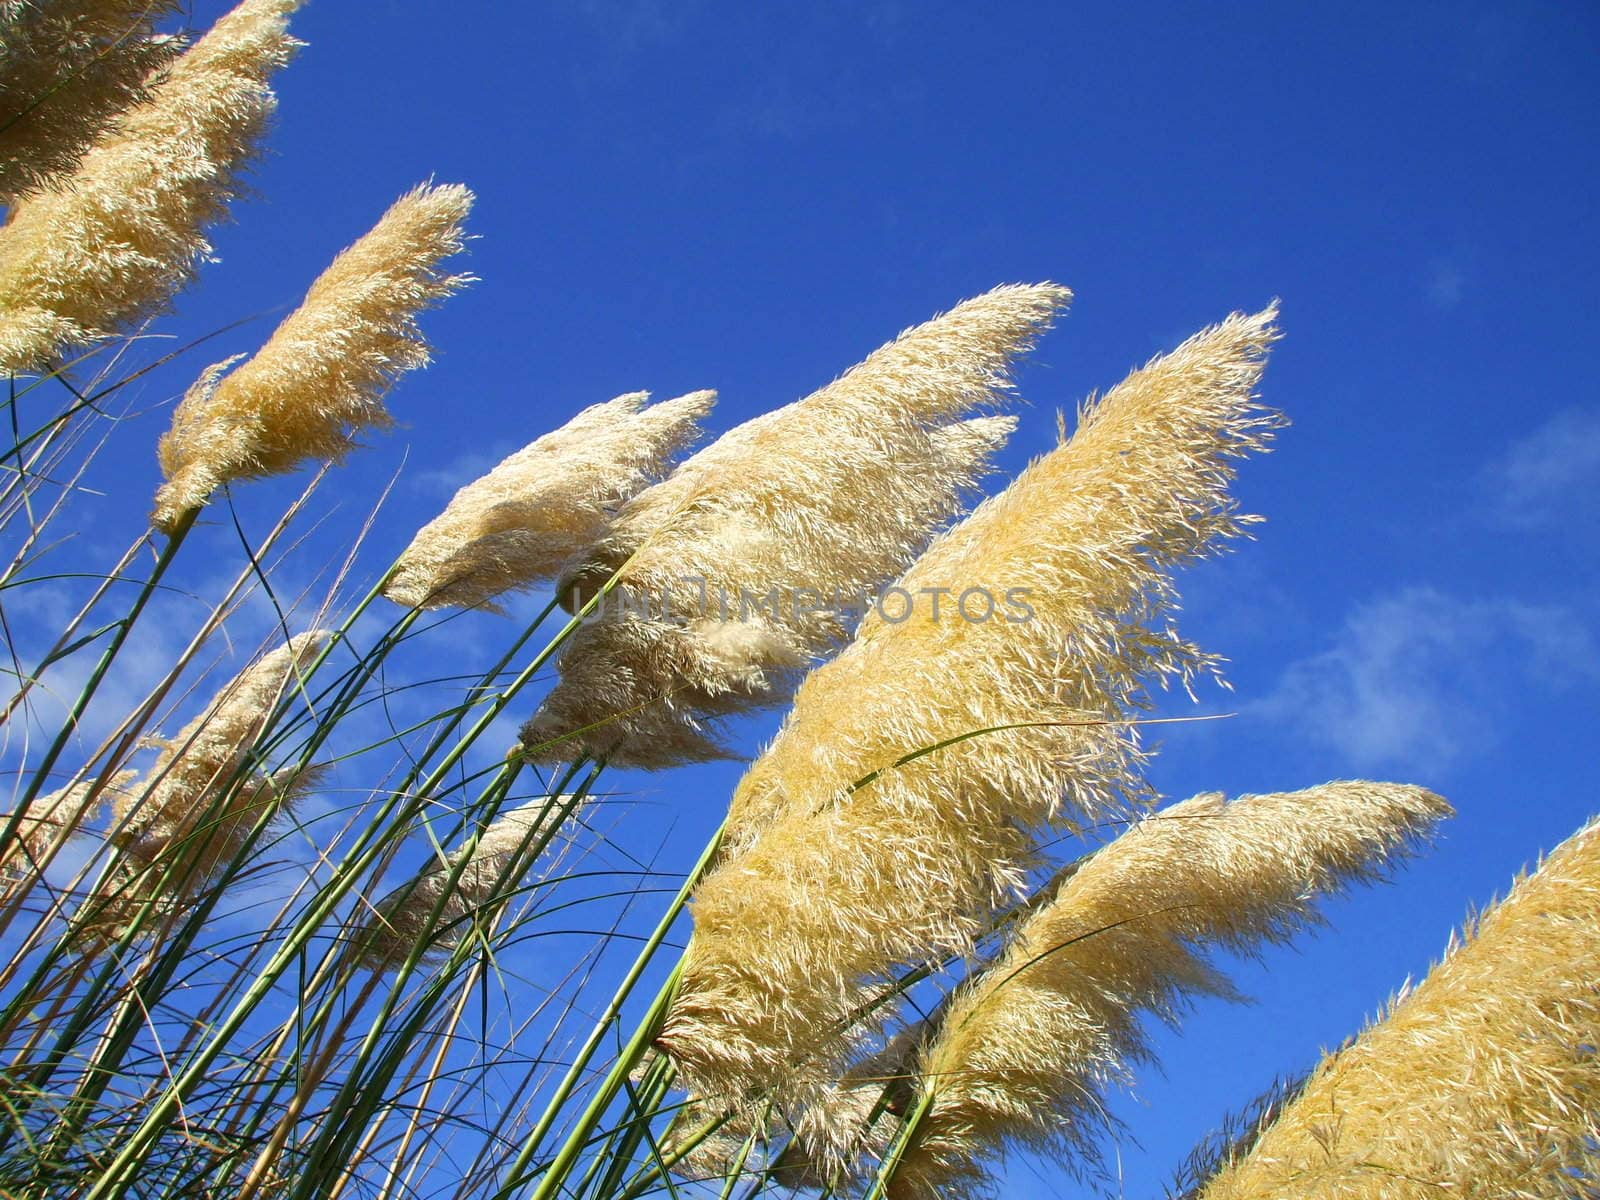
xmin=16 ymin=0 xmax=1600 ymax=1195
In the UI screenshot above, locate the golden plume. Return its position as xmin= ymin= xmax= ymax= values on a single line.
xmin=385 ymin=390 xmax=714 ymax=611
xmin=0 ymin=1 xmax=184 ymax=201
xmin=1197 ymin=814 xmax=1600 ymax=1200
xmin=0 ymin=0 xmax=301 ymax=373
xmin=880 ymin=783 xmax=1449 ymax=1199
xmin=151 ymin=181 xmax=474 ymax=529
xmin=1 ymin=769 xmax=137 ymax=886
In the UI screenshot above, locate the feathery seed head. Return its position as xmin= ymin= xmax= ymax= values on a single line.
xmin=658 ymin=306 xmax=1283 ymax=1117
xmin=150 ymin=181 xmax=474 ymax=529
xmin=0 ymin=0 xmax=302 ymax=373
xmin=0 ymin=1 xmax=184 ymax=202
xmin=1197 ymin=813 xmax=1600 ymax=1200
xmin=520 ymin=284 xmax=1067 ymax=766
xmin=1 ymin=769 xmax=138 ymax=883
xmin=109 ymin=630 xmax=326 ymax=890
xmin=881 ymin=782 xmax=1449 ymax=1199
xmin=355 ymin=796 xmax=573 ymax=968
xmin=384 ymin=390 xmax=714 ymax=611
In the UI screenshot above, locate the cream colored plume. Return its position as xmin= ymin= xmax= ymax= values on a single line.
xmin=1197 ymin=814 xmax=1600 ymax=1200
xmin=0 ymin=0 xmax=300 ymax=374
xmin=107 ymin=631 xmax=326 ymax=906
xmin=384 ymin=390 xmax=714 ymax=611
xmin=355 ymin=796 xmax=569 ymax=967
xmin=518 ymin=283 xmax=1065 ymax=767
xmin=150 ymin=181 xmax=473 ymax=530
xmin=1 ymin=769 xmax=137 ymax=884
xmin=0 ymin=1 xmax=183 ymax=201
xmin=876 ymin=782 xmax=1449 ymax=1200
xmin=658 ymin=306 xmax=1282 ymax=1115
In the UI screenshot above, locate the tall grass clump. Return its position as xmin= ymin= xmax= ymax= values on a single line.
xmin=0 ymin=8 xmax=1593 ymax=1199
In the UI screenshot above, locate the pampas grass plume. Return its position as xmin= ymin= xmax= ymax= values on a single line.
xmin=151 ymin=181 xmax=474 ymax=529
xmin=0 ymin=0 xmax=301 ymax=374
xmin=1197 ymin=814 xmax=1600 ymax=1200
xmin=883 ymin=782 xmax=1450 ymax=1199
xmin=0 ymin=0 xmax=184 ymax=201
xmin=1 ymin=769 xmax=137 ymax=884
xmin=110 ymin=630 xmax=327 ymax=891
xmin=384 ymin=389 xmax=714 ymax=611
xmin=356 ymin=796 xmax=569 ymax=967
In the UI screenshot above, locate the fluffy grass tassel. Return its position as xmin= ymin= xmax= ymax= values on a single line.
xmin=0 ymin=0 xmax=184 ymax=202
xmin=384 ymin=390 xmax=714 ymax=611
xmin=150 ymin=180 xmax=474 ymax=529
xmin=1195 ymin=814 xmax=1600 ymax=1200
xmin=96 ymin=631 xmax=328 ymax=925
xmin=353 ymin=796 xmax=571 ymax=968
xmin=1 ymin=770 xmax=137 ymax=886
xmin=876 ymin=782 xmax=1450 ymax=1199
xmin=0 ymin=0 xmax=301 ymax=374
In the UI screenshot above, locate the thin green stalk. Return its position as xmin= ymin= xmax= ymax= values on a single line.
xmin=4 ymin=506 xmax=195 ymax=822
xmin=272 ymin=762 xmax=602 ymax=1199
xmin=36 ymin=605 xmax=425 ymax=1140
xmin=716 ymin=1128 xmax=760 ymax=1200
xmin=79 ymin=595 xmax=603 ymax=1200
xmin=5 ymin=584 xmax=426 ymax=1166
xmin=859 ymin=1083 xmax=937 ymax=1200
xmin=497 ymin=820 xmax=728 ymax=1200
xmin=198 ymin=628 xmax=582 ymax=1177
xmin=585 ymin=1054 xmax=678 ymax=1200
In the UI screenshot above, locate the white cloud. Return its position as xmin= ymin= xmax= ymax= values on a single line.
xmin=1256 ymin=586 xmax=1597 ymax=774
xmin=1486 ymin=407 xmax=1600 ymax=528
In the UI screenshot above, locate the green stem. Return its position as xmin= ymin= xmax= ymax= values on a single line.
xmin=0 ymin=507 xmax=195 ymax=845
xmin=860 ymin=1083 xmax=937 ymax=1200
xmin=497 ymin=821 xmax=727 ymax=1200
xmin=79 ymin=595 xmax=599 ymax=1200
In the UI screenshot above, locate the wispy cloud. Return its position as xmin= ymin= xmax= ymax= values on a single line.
xmin=1255 ymin=586 xmax=1597 ymax=775
xmin=1484 ymin=407 xmax=1600 ymax=528
xmin=406 ymin=440 xmax=519 ymax=501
